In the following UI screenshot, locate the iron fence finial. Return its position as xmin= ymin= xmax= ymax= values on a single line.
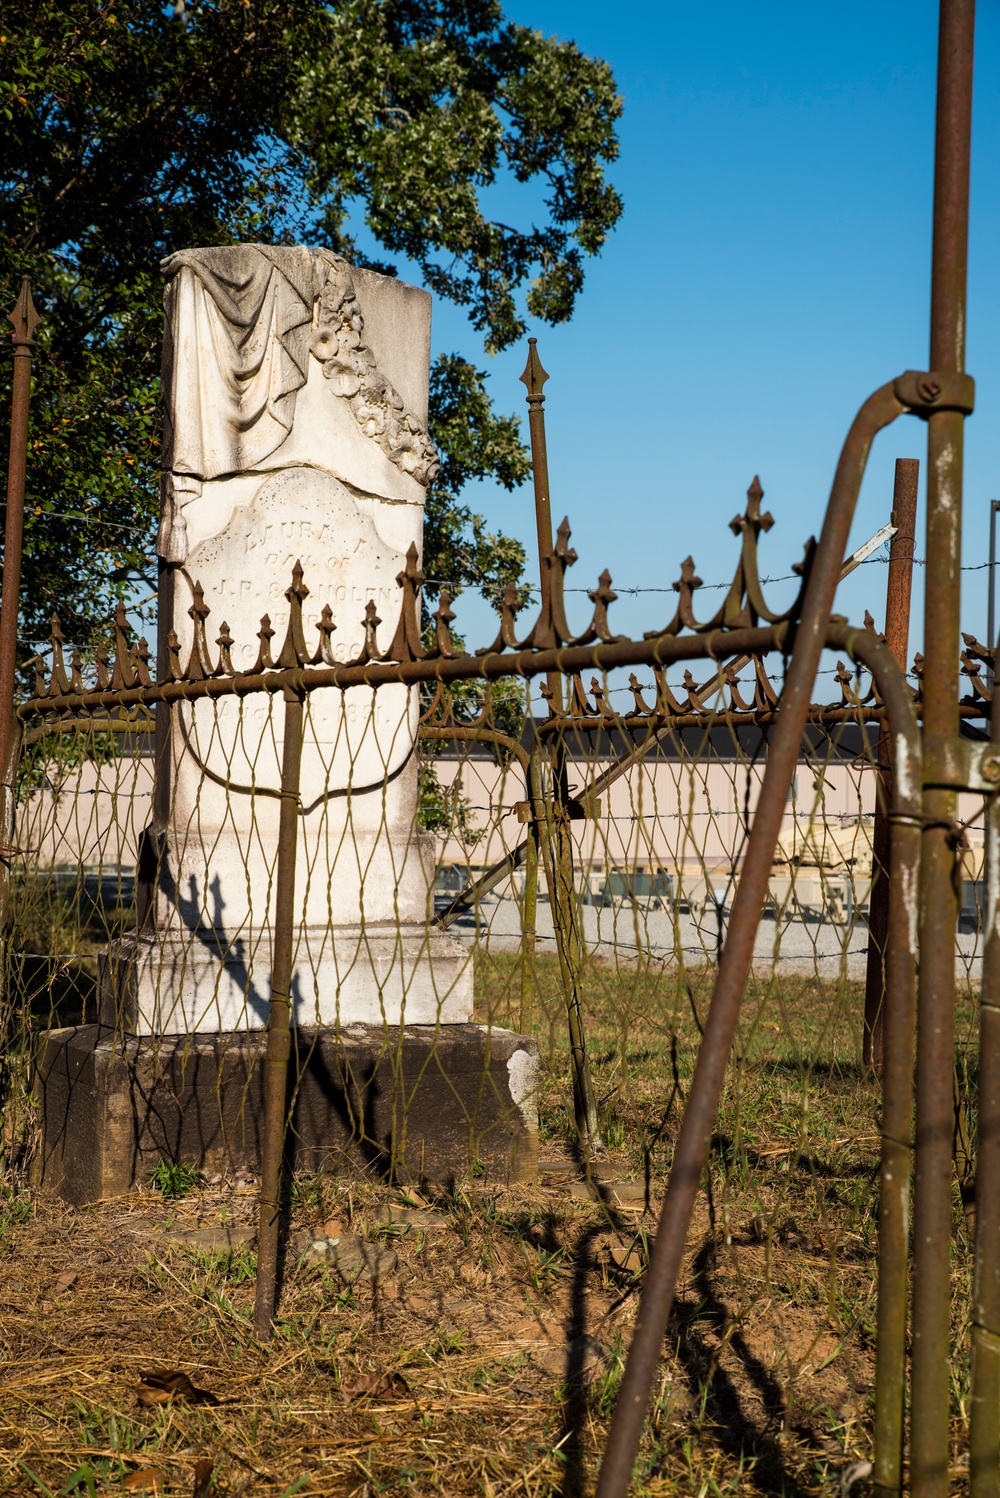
xmin=519 ymin=337 xmax=549 ymax=403
xmin=8 ymin=276 xmax=40 ymax=348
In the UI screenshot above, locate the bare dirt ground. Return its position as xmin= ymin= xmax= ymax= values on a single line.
xmin=2 ymin=958 xmax=978 ymax=1496
xmin=2 ymin=1155 xmax=877 ymax=1498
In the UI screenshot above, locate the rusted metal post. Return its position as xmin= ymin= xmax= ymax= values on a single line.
xmin=0 ymin=280 xmax=39 ymax=876
xmin=592 ymin=343 xmax=911 ymax=1495
xmin=873 ymin=631 xmax=923 ymax=1489
xmin=0 ymin=280 xmax=38 ymax=1099
xmin=911 ymin=5 xmax=975 ymax=1494
xmin=520 ymin=341 xmax=599 ymax=1153
xmin=864 ymin=458 xmax=919 ymax=1069
xmin=521 ymin=338 xmax=555 ymax=643
xmin=254 ymin=683 xmax=304 ymax=1341
xmin=969 ymin=663 xmax=1000 ymax=1498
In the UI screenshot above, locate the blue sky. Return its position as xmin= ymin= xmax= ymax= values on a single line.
xmin=394 ymin=1 xmax=1000 ymax=673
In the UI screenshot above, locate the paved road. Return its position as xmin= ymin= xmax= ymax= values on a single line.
xmin=445 ymin=893 xmax=985 ymax=982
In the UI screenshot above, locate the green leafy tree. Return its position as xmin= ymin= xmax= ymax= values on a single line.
xmin=0 ymin=0 xmax=622 ymax=648
xmin=416 ymin=755 xmax=483 ymax=847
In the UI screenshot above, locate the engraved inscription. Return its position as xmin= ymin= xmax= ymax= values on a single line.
xmin=179 ymin=466 xmax=415 ymax=793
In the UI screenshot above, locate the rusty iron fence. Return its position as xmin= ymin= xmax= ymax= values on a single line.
xmin=2 ymin=3 xmax=998 ymax=1492
xmin=2 ymin=482 xmax=992 ymax=1490
xmin=0 ymin=399 xmax=992 ymax=1492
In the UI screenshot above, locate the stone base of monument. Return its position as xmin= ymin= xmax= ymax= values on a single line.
xmin=33 ymin=1023 xmax=539 ymax=1205
xmin=98 ymin=926 xmax=474 ymax=1034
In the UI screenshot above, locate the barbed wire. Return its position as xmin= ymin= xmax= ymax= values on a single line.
xmin=18 ymin=507 xmax=152 ymax=534
xmin=557 ymin=556 xmax=994 ymax=594
xmin=9 ymin=509 xmax=995 ymax=583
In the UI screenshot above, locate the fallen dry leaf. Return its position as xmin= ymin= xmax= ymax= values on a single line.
xmin=136 ymin=1369 xmax=220 ymax=1408
xmin=192 ymin=1459 xmax=214 ymax=1498
xmin=52 ymin=1270 xmax=78 ymax=1296
xmin=123 ymin=1470 xmax=163 ymax=1495
xmin=340 ymin=1369 xmax=410 ymax=1401
xmin=135 ymin=1386 xmax=171 ymax=1409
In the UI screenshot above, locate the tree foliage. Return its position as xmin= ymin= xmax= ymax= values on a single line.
xmin=0 ymin=0 xmax=622 ymax=644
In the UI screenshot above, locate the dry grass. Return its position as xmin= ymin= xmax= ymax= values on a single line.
xmin=0 ymin=955 xmax=980 ymax=1496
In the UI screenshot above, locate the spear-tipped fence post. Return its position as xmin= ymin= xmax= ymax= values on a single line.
xmin=0 ymin=279 xmax=38 ymax=1136
xmin=520 ymin=341 xmax=600 ymax=1155
xmin=520 ymin=339 xmax=555 ymax=657
xmin=254 ymin=678 xmax=304 ymax=1340
xmin=0 ymin=279 xmax=39 ymax=919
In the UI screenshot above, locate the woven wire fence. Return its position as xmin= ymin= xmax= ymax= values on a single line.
xmin=1 ymin=645 xmax=984 ymax=1435
xmin=422 ymin=676 xmax=986 ymax=1466
xmin=0 ymin=394 xmax=992 ymax=1490
xmin=0 ymin=553 xmax=993 ymax=1495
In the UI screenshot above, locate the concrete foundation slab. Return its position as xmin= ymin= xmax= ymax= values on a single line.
xmin=34 ymin=1022 xmax=539 ymax=1205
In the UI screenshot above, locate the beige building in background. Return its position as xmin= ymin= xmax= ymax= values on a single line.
xmin=22 ymin=725 xmax=986 ymax=930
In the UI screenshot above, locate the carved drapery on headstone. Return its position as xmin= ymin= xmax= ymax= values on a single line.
xmin=157 ymin=245 xmax=439 ymax=563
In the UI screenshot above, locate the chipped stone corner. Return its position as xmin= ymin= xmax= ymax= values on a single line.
xmin=506 ymin=1046 xmax=541 ymax=1136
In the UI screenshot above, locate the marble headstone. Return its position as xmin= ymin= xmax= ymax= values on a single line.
xmin=108 ymin=246 xmax=472 ymax=1034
